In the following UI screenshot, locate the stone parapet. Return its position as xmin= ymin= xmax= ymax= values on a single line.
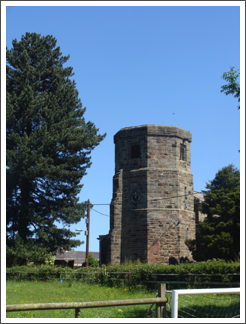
xmin=114 ymin=125 xmax=192 ymax=143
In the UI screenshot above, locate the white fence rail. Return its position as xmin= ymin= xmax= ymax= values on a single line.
xmin=171 ymin=287 xmax=240 ymax=318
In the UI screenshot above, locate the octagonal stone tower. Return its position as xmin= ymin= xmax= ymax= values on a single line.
xmin=99 ymin=125 xmax=196 ymax=265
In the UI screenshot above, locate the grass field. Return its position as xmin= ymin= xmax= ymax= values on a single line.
xmin=175 ymin=293 xmax=240 ymax=318
xmin=6 ymin=280 xmax=158 ymax=318
xmin=6 ymin=280 xmax=240 ymax=318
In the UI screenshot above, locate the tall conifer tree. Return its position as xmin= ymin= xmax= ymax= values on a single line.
xmin=185 ymin=164 xmax=240 ymax=261
xmin=6 ymin=32 xmax=106 ymax=250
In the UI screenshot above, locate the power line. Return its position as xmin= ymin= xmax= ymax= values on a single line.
xmin=89 ymin=191 xmax=205 ymax=216
xmin=149 ymin=193 xmax=189 ymax=201
xmin=148 ymin=218 xmax=180 ymax=251
xmin=91 ymin=204 xmax=110 ymax=205
xmin=90 ymin=190 xmax=204 ymax=206
xmin=149 ymin=190 xmax=205 ymax=201
xmin=90 ymin=208 xmax=109 ymax=217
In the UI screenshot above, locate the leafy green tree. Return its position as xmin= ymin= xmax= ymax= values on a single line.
xmin=85 ymin=253 xmax=99 ymax=267
xmin=6 ymin=32 xmax=106 ymax=251
xmin=221 ymin=67 xmax=240 ymax=109
xmin=185 ymin=164 xmax=240 ymax=261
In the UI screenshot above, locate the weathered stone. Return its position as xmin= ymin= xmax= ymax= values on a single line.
xmin=99 ymin=125 xmax=196 ymax=265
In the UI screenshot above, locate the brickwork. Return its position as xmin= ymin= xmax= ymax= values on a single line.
xmin=100 ymin=125 xmax=196 ymax=265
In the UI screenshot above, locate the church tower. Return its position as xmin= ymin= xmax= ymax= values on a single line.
xmin=99 ymin=125 xmax=195 ymax=265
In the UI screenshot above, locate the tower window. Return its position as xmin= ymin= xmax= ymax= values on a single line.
xmin=131 ymin=145 xmax=140 ymax=159
xmin=186 ymin=228 xmax=189 ymax=240
xmin=180 ymin=144 xmax=186 ymax=161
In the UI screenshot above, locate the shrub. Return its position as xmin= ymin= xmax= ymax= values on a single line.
xmin=6 ymin=259 xmax=240 ymax=287
xmin=85 ymin=253 xmax=99 ymax=267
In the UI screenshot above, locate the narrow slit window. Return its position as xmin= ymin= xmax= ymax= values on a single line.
xmin=186 ymin=228 xmax=189 ymax=240
xmin=180 ymin=144 xmax=186 ymax=161
xmin=131 ymin=145 xmax=140 ymax=159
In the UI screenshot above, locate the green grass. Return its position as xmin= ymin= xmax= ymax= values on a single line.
xmin=176 ymin=293 xmax=240 ymax=318
xmin=6 ymin=280 xmax=240 ymax=318
xmin=6 ymin=280 xmax=157 ymax=318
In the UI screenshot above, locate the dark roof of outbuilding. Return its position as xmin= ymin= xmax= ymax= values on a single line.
xmin=55 ymin=249 xmax=99 ymax=264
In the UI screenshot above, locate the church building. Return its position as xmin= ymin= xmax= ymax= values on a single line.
xmin=98 ymin=125 xmax=205 ymax=265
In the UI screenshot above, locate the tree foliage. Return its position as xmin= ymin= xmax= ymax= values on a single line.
xmin=6 ymin=32 xmax=106 ymax=251
xmin=221 ymin=67 xmax=240 ymax=109
xmin=6 ymin=234 xmax=54 ymax=267
xmin=185 ymin=164 xmax=240 ymax=261
xmin=85 ymin=253 xmax=100 ymax=267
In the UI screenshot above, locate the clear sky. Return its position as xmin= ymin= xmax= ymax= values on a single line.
xmin=2 ymin=3 xmax=244 ymax=253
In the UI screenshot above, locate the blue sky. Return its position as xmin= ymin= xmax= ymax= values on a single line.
xmin=3 ymin=3 xmax=244 ymax=253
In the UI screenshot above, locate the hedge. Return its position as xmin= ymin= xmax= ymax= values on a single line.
xmin=6 ymin=259 xmax=240 ymax=289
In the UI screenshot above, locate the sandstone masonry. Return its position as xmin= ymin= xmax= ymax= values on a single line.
xmin=99 ymin=125 xmax=196 ymax=265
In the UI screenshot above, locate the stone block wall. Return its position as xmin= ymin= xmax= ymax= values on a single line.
xmin=100 ymin=125 xmax=196 ymax=265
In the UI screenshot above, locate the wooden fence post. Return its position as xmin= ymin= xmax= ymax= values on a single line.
xmin=75 ymin=308 xmax=80 ymax=318
xmin=156 ymin=283 xmax=166 ymax=318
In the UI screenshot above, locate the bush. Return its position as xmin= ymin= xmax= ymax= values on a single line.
xmin=85 ymin=253 xmax=99 ymax=267
xmin=6 ymin=259 xmax=240 ymax=288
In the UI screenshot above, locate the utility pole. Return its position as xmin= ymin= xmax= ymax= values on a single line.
xmin=86 ymin=199 xmax=90 ymax=267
